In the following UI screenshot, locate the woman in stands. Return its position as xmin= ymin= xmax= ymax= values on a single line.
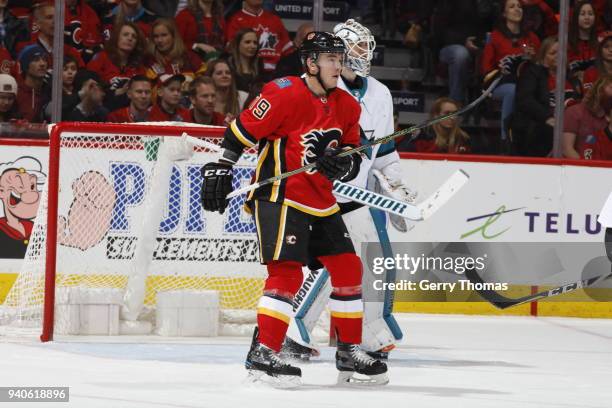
xmin=567 ymin=0 xmax=599 ymax=82
xmin=227 ymin=28 xmax=264 ymax=93
xmin=402 ymin=97 xmax=470 ymax=154
xmin=101 ymin=0 xmax=157 ymax=40
xmin=87 ymin=22 xmax=147 ymax=111
xmin=145 ymin=18 xmax=207 ymax=84
xmin=204 ymin=59 xmax=247 ymax=119
xmin=512 ymin=37 xmax=579 ymax=157
xmin=583 ymin=32 xmax=612 ymax=91
xmin=481 ymin=0 xmax=540 ymax=142
xmin=562 ymin=75 xmax=612 ymax=158
xmin=175 ymin=0 xmax=225 ymax=61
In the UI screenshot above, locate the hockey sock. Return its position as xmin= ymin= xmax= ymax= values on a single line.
xmin=319 ymin=253 xmax=363 ymax=344
xmin=257 ymin=260 xmax=303 ymax=352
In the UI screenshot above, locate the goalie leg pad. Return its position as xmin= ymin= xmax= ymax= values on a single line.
xmin=286 ymin=267 xmax=332 ymax=348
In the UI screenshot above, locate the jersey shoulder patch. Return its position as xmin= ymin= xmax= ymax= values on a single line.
xmin=273 ymin=77 xmax=293 ymax=89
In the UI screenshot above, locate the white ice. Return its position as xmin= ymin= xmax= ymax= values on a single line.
xmin=1 ymin=314 xmax=611 ymax=408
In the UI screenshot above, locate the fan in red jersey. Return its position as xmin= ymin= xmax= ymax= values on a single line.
xmin=581 ymin=96 xmax=612 ymax=160
xmin=107 ymin=75 xmax=153 ymax=122
xmin=567 ymin=1 xmax=599 ymax=79
xmin=583 ymin=31 xmax=612 ymax=91
xmin=186 ymin=76 xmax=226 ymax=126
xmin=482 ymin=0 xmax=541 ymax=141
xmin=65 ymin=0 xmax=104 ymax=63
xmin=200 ymin=32 xmax=388 ymax=387
xmin=225 ymin=0 xmax=293 ymax=73
xmin=87 ymin=22 xmax=147 ymax=111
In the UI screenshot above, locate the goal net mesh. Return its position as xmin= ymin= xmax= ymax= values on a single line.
xmin=0 ymin=124 xmax=265 ymax=335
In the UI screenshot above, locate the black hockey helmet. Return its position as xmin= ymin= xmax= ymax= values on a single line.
xmin=299 ymin=31 xmax=346 ymax=68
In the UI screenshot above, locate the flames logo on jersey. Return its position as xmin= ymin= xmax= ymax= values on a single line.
xmin=300 ymin=128 xmax=342 ymax=174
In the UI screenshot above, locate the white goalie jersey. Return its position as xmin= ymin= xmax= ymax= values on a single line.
xmin=336 ymin=75 xmax=398 ymax=200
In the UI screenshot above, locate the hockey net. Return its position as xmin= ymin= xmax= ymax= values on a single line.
xmin=0 ymin=122 xmax=265 ymax=340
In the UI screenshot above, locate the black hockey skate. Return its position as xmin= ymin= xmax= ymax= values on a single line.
xmin=336 ymin=341 xmax=389 ymax=385
xmin=280 ymin=337 xmax=320 ymax=361
xmin=245 ymin=328 xmax=302 ymax=388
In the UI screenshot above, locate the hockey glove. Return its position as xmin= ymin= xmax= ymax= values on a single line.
xmin=200 ymin=162 xmax=233 ymax=214
xmin=316 ymin=147 xmax=361 ymax=182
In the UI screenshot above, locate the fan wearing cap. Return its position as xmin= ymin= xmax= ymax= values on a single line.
xmin=200 ymin=32 xmax=389 ymax=386
xmin=16 ymin=44 xmax=50 ymax=123
xmin=148 ymin=73 xmax=190 ymax=122
xmin=65 ymin=69 xmax=109 ymax=122
xmin=583 ymin=32 xmax=612 ymax=91
xmin=0 ymin=74 xmax=20 ymax=122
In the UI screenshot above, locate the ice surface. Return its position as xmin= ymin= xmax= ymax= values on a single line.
xmin=1 ymin=314 xmax=611 ymax=408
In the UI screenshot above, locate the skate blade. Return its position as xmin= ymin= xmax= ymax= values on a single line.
xmin=245 ymin=370 xmax=302 ymax=389
xmin=337 ymin=371 xmax=389 ymax=386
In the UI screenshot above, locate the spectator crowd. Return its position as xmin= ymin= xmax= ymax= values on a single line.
xmin=0 ymin=0 xmax=609 ymax=160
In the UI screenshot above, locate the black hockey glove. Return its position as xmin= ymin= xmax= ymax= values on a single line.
xmin=200 ymin=162 xmax=233 ymax=214
xmin=315 ymin=147 xmax=361 ymax=182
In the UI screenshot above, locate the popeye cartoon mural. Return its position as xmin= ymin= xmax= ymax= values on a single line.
xmin=0 ymin=156 xmax=45 ymax=259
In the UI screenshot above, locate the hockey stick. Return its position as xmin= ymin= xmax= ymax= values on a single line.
xmin=465 ymin=267 xmax=612 ymax=309
xmin=225 ymin=75 xmax=502 ymax=199
xmin=186 ymin=134 xmax=450 ymax=220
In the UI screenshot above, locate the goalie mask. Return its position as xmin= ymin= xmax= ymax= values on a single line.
xmin=333 ymin=19 xmax=376 ymax=77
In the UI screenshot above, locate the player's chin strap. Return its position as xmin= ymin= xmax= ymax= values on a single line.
xmin=226 ymin=74 xmax=503 ymax=200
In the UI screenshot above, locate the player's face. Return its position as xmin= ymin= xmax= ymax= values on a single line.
xmin=0 ymin=92 xmax=14 ymax=112
xmin=503 ymin=0 xmax=523 ymax=24
xmin=161 ymin=80 xmax=182 ymax=107
xmin=239 ymin=32 xmax=258 ymax=59
xmin=191 ymin=83 xmax=216 ymax=115
xmin=128 ymin=81 xmax=152 ymax=111
xmin=438 ymin=102 xmax=459 ymax=130
xmin=211 ymin=63 xmax=232 ymax=88
xmin=62 ymin=61 xmax=77 ymax=87
xmin=316 ymin=52 xmax=344 ymax=88
xmin=578 ymin=4 xmax=595 ymax=30
xmin=118 ymin=26 xmax=138 ymax=53
xmin=153 ymin=25 xmax=173 ymax=54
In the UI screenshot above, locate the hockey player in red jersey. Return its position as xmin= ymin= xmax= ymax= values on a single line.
xmin=200 ymin=32 xmax=388 ymax=387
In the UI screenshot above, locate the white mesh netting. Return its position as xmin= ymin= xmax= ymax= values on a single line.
xmin=0 ymin=123 xmax=265 ymax=337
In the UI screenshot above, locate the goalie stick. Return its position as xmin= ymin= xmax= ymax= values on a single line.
xmin=185 ymin=135 xmax=468 ymax=220
xmin=225 ymin=75 xmax=502 ymax=199
xmin=465 ymin=267 xmax=612 ymax=309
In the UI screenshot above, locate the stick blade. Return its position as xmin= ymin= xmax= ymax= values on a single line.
xmin=418 ymin=170 xmax=469 ymax=220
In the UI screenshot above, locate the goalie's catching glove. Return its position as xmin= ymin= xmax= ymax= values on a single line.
xmin=316 ymin=147 xmax=361 ymax=182
xmin=200 ymin=162 xmax=233 ymax=213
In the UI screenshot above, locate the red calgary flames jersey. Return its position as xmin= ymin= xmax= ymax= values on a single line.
xmin=225 ymin=76 xmax=361 ymax=216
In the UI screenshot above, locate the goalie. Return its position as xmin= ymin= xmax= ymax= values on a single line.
xmin=282 ymin=19 xmax=415 ymax=361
